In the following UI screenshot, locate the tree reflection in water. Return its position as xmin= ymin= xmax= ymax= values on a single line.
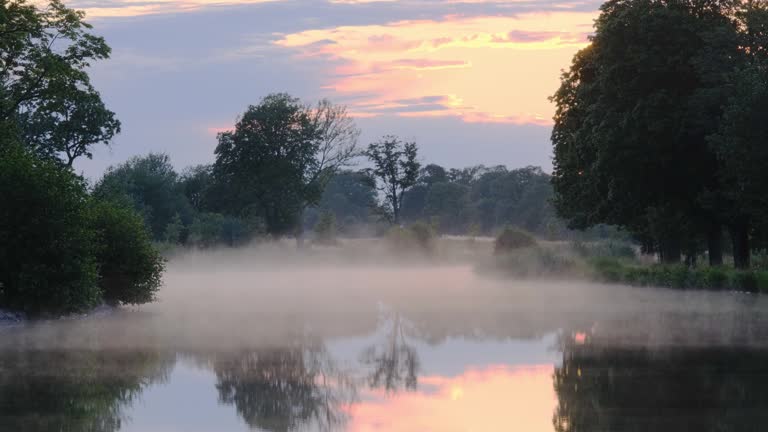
xmin=554 ymin=333 xmax=768 ymax=432
xmin=211 ymin=341 xmax=356 ymax=432
xmin=0 ymin=349 xmax=170 ymax=432
xmin=360 ymin=312 xmax=420 ymax=393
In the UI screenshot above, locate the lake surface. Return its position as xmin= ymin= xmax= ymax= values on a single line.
xmin=3 ymin=252 xmax=768 ymax=431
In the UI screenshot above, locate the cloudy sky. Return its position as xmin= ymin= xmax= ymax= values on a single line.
xmin=70 ymin=0 xmax=601 ymax=179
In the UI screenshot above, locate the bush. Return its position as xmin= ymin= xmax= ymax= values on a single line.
xmin=0 ymin=146 xmax=100 ymax=315
xmin=488 ymin=246 xmax=578 ymax=278
xmin=590 ymin=259 xmax=768 ymax=293
xmin=385 ymin=222 xmax=436 ymax=254
xmin=494 ymin=227 xmax=537 ymax=255
xmin=90 ymin=201 xmax=165 ymax=306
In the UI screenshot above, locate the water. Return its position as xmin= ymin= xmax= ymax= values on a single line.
xmin=2 ymin=252 xmax=768 ymax=431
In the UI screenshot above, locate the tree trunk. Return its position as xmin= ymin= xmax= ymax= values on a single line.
xmin=659 ymin=238 xmax=681 ymax=265
xmin=707 ymin=224 xmax=723 ymax=267
xmin=730 ymin=222 xmax=750 ymax=269
xmin=295 ymin=208 xmax=306 ymax=249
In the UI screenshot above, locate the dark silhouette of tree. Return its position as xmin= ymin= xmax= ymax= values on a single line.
xmin=211 ymin=94 xmax=359 ymax=238
xmin=0 ymin=0 xmax=119 ymax=165
xmin=365 ymin=136 xmax=420 ymax=225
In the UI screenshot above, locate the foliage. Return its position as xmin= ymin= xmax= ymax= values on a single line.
xmin=484 ymin=246 xmax=580 ymax=279
xmin=591 ymin=259 xmax=768 ymax=293
xmin=93 ymin=153 xmax=193 ymax=241
xmin=211 ymin=94 xmax=359 ymax=236
xmin=365 ymin=136 xmax=420 ymax=225
xmin=494 ymin=227 xmax=537 ymax=255
xmin=306 ymin=170 xmax=377 ymax=233
xmin=385 ymin=222 xmax=436 ymax=254
xmin=550 ymin=0 xmax=768 ymax=267
xmin=0 ymin=0 xmax=119 ymax=166
xmin=313 ymin=211 xmax=338 ymax=245
xmin=0 ymin=145 xmax=99 ymax=315
xmin=188 ymin=212 xmax=251 ymax=248
xmin=89 ymin=200 xmax=165 ymax=306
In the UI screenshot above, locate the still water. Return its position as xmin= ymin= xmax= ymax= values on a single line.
xmin=2 ymin=254 xmax=768 ymax=431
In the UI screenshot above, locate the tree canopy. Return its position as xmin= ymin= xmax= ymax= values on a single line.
xmin=551 ymin=0 xmax=768 ymax=267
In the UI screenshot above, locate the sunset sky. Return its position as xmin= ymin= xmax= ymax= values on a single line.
xmin=70 ymin=0 xmax=602 ymax=178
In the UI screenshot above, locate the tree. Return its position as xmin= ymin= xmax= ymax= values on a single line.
xmin=93 ymin=153 xmax=193 ymax=241
xmin=89 ymin=200 xmax=165 ymax=306
xmin=0 ymin=145 xmax=100 ymax=315
xmin=18 ymin=79 xmax=120 ymax=167
xmin=551 ymin=0 xmax=739 ymax=264
xmin=365 ymin=136 xmax=420 ymax=225
xmin=309 ymin=170 xmax=377 ymax=232
xmin=0 ymin=0 xmax=119 ymax=165
xmin=212 ymin=94 xmax=359 ymax=237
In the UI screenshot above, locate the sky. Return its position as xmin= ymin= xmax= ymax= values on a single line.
xmin=69 ymin=0 xmax=602 ymax=179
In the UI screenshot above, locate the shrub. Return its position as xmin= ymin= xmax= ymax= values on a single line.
xmin=490 ymin=246 xmax=577 ymax=278
xmin=90 ymin=201 xmax=165 ymax=306
xmin=494 ymin=227 xmax=537 ymax=255
xmin=0 ymin=146 xmax=100 ymax=315
xmin=385 ymin=222 xmax=436 ymax=254
xmin=313 ymin=211 xmax=338 ymax=245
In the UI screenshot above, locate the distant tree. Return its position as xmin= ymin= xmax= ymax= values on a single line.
xmin=423 ymin=182 xmax=470 ymax=234
xmin=365 ymin=136 xmax=420 ymax=225
xmin=93 ymin=153 xmax=193 ymax=241
xmin=419 ymin=164 xmax=448 ymax=186
xmin=313 ymin=211 xmax=337 ymax=245
xmin=212 ymin=94 xmax=359 ymax=237
xmin=313 ymin=170 xmax=377 ymax=230
xmin=0 ymin=0 xmax=118 ymax=165
xmin=179 ymin=164 xmax=214 ymax=212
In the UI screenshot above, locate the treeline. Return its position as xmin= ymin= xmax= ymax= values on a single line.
xmin=552 ymin=0 xmax=768 ymax=268
xmin=99 ymin=151 xmax=616 ymax=248
xmin=309 ymin=164 xmax=608 ymax=239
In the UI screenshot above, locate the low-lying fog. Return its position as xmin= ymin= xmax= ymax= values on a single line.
xmin=3 ymin=242 xmax=768 ymax=351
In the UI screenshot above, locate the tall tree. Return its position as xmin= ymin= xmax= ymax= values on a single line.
xmin=212 ymin=94 xmax=359 ymax=237
xmin=0 ymin=0 xmax=119 ymax=165
xmin=551 ymin=0 xmax=739 ymax=264
xmin=365 ymin=136 xmax=420 ymax=225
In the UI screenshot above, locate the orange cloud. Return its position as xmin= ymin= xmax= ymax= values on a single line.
xmin=345 ymin=364 xmax=556 ymax=431
xmin=276 ymin=11 xmax=597 ymax=125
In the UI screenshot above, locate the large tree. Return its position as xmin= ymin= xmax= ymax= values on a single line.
xmin=551 ymin=0 xmax=740 ymax=264
xmin=0 ymin=0 xmax=119 ymax=165
xmin=364 ymin=136 xmax=420 ymax=225
xmin=212 ymin=93 xmax=359 ymax=237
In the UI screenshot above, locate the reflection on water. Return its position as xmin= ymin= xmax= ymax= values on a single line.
xmin=554 ymin=334 xmax=768 ymax=432
xmin=360 ymin=312 xmax=419 ymax=393
xmin=3 ymin=263 xmax=768 ymax=431
xmin=210 ymin=343 xmax=356 ymax=432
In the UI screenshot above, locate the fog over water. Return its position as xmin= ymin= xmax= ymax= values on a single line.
xmin=3 ymin=243 xmax=768 ymax=431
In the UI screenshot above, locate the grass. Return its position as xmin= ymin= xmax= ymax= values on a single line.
xmin=590 ymin=258 xmax=768 ymax=293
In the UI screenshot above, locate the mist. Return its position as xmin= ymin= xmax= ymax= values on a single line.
xmin=3 ymin=241 xmax=768 ymax=353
